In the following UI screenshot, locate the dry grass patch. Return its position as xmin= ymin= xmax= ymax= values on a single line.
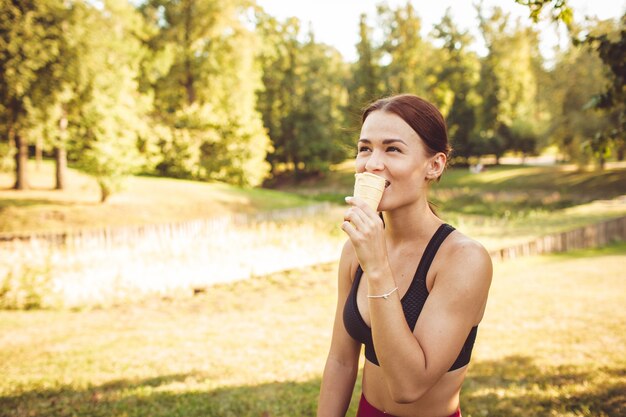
xmin=0 ymin=161 xmax=313 ymax=234
xmin=0 ymin=244 xmax=625 ymax=416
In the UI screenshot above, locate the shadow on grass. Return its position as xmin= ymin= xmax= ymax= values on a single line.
xmin=1 ymin=356 xmax=623 ymax=417
xmin=0 ymin=199 xmax=77 ymax=210
xmin=463 ymin=355 xmax=625 ymax=417
xmin=0 ymin=374 xmax=326 ymax=417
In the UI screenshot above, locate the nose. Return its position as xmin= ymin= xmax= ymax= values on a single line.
xmin=364 ymin=149 xmax=385 ymax=172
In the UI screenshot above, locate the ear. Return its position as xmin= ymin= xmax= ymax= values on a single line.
xmin=425 ymin=152 xmax=447 ymax=180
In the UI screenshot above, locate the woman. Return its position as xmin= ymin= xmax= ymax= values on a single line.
xmin=317 ymin=94 xmax=492 ymax=417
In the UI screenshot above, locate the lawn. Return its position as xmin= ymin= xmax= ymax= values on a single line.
xmin=270 ymin=162 xmax=626 ymax=249
xmin=270 ymin=161 xmax=626 ymax=208
xmin=0 ymin=161 xmax=314 ymax=234
xmin=1 ymin=243 xmax=624 ymax=417
xmin=2 ymin=161 xmax=625 ymax=251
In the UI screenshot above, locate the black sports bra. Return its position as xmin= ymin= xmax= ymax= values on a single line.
xmin=342 ymin=223 xmax=478 ymax=371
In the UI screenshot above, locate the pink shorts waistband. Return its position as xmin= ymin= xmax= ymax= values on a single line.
xmin=356 ymin=394 xmax=462 ymax=417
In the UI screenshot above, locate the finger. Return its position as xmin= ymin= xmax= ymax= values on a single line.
xmin=341 ymin=219 xmax=358 ymax=238
xmin=346 ymin=196 xmax=378 ymax=218
xmin=344 ymin=206 xmax=367 ymax=228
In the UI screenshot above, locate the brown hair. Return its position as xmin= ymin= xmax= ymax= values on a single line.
xmin=362 ymin=94 xmax=451 ymax=159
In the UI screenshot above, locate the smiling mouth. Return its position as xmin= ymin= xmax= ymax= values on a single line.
xmin=385 ymin=180 xmax=391 ymax=188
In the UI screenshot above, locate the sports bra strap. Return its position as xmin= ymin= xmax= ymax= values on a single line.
xmin=414 ymin=223 xmax=456 ymax=281
xmin=403 ymin=223 xmax=455 ymax=331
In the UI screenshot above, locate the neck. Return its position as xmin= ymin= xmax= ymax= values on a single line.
xmin=382 ymin=197 xmax=443 ymax=247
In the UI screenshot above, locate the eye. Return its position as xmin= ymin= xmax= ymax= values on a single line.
xmin=387 ymin=146 xmax=401 ymax=152
xmin=358 ymin=146 xmax=371 ymax=153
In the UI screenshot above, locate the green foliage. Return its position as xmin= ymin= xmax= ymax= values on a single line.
xmin=0 ymin=142 xmax=14 ymax=173
xmin=377 ymin=2 xmax=435 ymax=96
xmin=255 ymin=13 xmax=351 ymax=178
xmin=578 ymin=15 xmax=626 ymax=168
xmin=475 ymin=6 xmax=544 ymax=162
xmin=432 ymin=9 xmax=482 ymax=161
xmin=0 ymin=262 xmax=55 ymax=310
xmin=77 ymin=140 xmax=137 ymax=203
xmin=66 ymin=0 xmax=151 ymax=200
xmin=1 ymin=0 xmax=622 ymax=190
xmin=549 ymin=20 xmax=618 ymax=167
xmin=350 ymin=13 xmax=384 ymax=111
xmin=0 ymin=0 xmax=69 ymax=188
xmin=141 ymin=0 xmax=270 ymax=186
xmin=515 ymin=0 xmax=574 ymax=25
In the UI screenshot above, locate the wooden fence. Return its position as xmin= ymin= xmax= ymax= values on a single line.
xmin=1 ymin=202 xmax=623 ymax=308
xmin=489 ymin=216 xmax=626 ymax=261
xmin=0 ymin=202 xmax=346 ymax=308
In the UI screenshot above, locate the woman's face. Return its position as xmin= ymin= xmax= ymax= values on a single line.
xmin=356 ymin=110 xmax=439 ymax=211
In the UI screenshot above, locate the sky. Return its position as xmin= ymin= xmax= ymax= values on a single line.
xmin=256 ymin=0 xmax=625 ymax=63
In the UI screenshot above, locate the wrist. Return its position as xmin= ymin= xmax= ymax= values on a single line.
xmin=364 ymin=263 xmax=391 ymax=282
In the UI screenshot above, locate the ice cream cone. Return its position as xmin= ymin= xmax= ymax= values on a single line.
xmin=353 ymin=172 xmax=386 ymax=211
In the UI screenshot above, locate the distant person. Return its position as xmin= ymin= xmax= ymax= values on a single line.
xmin=317 ymin=94 xmax=492 ymax=417
xmin=469 ymin=162 xmax=484 ymax=174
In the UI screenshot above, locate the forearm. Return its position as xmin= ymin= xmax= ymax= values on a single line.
xmin=317 ymin=357 xmax=359 ymax=417
xmin=367 ymin=268 xmax=430 ymax=401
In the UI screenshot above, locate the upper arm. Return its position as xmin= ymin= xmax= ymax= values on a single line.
xmin=326 ymin=240 xmax=361 ymax=366
xmin=414 ymin=238 xmax=492 ymax=374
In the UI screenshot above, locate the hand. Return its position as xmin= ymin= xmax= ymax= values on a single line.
xmin=341 ymin=196 xmax=389 ymax=274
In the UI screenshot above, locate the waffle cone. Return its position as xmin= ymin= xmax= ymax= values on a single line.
xmin=354 ymin=173 xmax=386 ymax=211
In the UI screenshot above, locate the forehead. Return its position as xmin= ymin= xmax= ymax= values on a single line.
xmin=360 ymin=110 xmax=421 ymax=143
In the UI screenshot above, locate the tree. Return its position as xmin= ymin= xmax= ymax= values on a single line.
xmin=255 ymin=14 xmax=351 ymax=179
xmin=0 ymin=0 xmax=68 ymax=190
xmin=377 ymin=1 xmax=435 ymax=96
xmin=292 ymin=30 xmax=351 ymax=176
xmin=548 ymin=24 xmax=612 ymax=166
xmin=578 ymin=15 xmax=625 ymax=167
xmin=141 ymin=0 xmax=270 ymax=186
xmin=514 ymin=0 xmax=573 ymax=25
xmin=65 ymin=0 xmax=153 ymax=202
xmin=517 ymin=0 xmax=624 ymax=167
xmin=475 ymin=6 xmax=542 ymax=162
xmin=432 ymin=9 xmax=481 ymax=163
xmin=350 ymin=13 xmax=383 ymax=115
xmin=255 ymin=13 xmax=300 ymax=176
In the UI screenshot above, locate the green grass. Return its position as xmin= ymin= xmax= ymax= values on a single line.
xmin=1 ymin=243 xmax=624 ymax=417
xmin=431 ymin=164 xmax=626 ymax=217
xmin=272 ymin=162 xmax=626 ymax=213
xmin=270 ymin=162 xmax=626 ymax=249
xmin=2 ymin=161 xmax=625 ymax=250
xmin=0 ymin=160 xmax=315 ymax=234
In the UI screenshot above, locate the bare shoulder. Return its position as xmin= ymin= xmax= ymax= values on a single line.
xmin=446 ymin=230 xmax=491 ymax=269
xmin=436 ymin=229 xmax=493 ymax=290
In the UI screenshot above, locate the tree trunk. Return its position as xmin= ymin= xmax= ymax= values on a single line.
xmin=293 ymin=156 xmax=302 ymax=180
xmin=185 ymin=60 xmax=195 ymax=105
xmin=55 ymin=146 xmax=67 ymax=190
xmin=13 ymin=131 xmax=28 ymax=190
xmin=183 ymin=1 xmax=195 ymax=105
xmin=35 ymin=137 xmax=43 ymax=170
xmin=55 ymin=109 xmax=68 ymax=190
xmin=8 ymin=125 xmax=15 ymax=149
xmin=99 ymin=180 xmax=110 ymax=203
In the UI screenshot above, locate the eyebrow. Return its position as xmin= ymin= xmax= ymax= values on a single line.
xmin=358 ymin=138 xmax=408 ymax=146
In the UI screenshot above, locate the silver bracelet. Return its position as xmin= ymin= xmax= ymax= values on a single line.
xmin=367 ymin=287 xmax=398 ymax=300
